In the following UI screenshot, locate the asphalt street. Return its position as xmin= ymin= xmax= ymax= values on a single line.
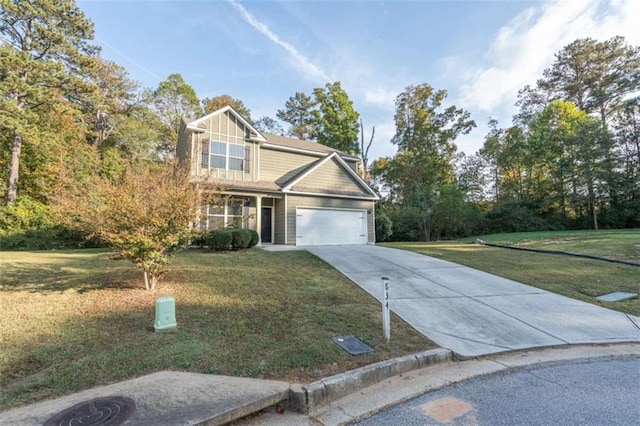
xmin=354 ymin=357 xmax=640 ymax=426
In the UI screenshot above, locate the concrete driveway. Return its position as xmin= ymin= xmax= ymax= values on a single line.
xmin=306 ymin=245 xmax=640 ymax=358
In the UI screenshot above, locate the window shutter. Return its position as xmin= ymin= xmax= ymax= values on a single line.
xmin=244 ymin=146 xmax=250 ymax=173
xmin=201 ymin=139 xmax=209 ymax=168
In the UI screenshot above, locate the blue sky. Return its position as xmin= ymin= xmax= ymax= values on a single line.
xmin=78 ymin=0 xmax=640 ymax=161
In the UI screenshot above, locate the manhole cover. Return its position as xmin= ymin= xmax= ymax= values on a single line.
xmin=44 ymin=396 xmax=135 ymax=426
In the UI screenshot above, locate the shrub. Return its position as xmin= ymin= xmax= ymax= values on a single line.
xmin=485 ymin=201 xmax=550 ymax=233
xmin=375 ymin=212 xmax=393 ymax=242
xmin=0 ymin=197 xmax=100 ymax=250
xmin=248 ymin=229 xmax=260 ymax=248
xmin=191 ymin=231 xmax=208 ymax=247
xmin=231 ymin=229 xmax=252 ymax=250
xmin=0 ymin=196 xmax=51 ymax=235
xmin=206 ymin=230 xmax=233 ymax=251
xmin=0 ymin=226 xmax=101 ymax=250
xmin=386 ymin=207 xmax=425 ymax=241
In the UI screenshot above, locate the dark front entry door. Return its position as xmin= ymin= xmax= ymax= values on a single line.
xmin=261 ymin=207 xmax=272 ymax=243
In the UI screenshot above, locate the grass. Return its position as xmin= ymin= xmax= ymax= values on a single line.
xmin=0 ymin=248 xmax=432 ymax=411
xmin=385 ymin=235 xmax=640 ymax=318
xmin=459 ymin=229 xmax=640 ymax=262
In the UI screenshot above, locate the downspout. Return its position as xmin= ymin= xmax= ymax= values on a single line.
xmin=256 ymin=195 xmax=262 ymax=245
xmin=371 ymin=202 xmax=376 ymax=245
xmin=284 ymin=193 xmax=288 ymax=245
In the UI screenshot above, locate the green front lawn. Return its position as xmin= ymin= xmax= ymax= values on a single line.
xmin=0 ymin=249 xmax=432 ymax=411
xmin=460 ymin=229 xmax=640 ymax=262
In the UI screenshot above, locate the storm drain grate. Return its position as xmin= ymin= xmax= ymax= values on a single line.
xmin=44 ymin=396 xmax=135 ymax=426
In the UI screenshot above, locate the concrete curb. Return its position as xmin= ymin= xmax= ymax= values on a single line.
xmin=290 ymin=348 xmax=452 ymax=414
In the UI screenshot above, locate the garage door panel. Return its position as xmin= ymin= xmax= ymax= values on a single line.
xmin=296 ymin=208 xmax=366 ymax=246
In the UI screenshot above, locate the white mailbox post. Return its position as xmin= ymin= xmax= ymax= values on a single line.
xmin=381 ymin=277 xmax=390 ymax=342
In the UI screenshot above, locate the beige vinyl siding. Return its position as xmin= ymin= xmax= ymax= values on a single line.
xmin=285 ymin=195 xmax=375 ymax=245
xmin=292 ymin=157 xmax=367 ymax=194
xmin=259 ymin=148 xmax=317 ymax=183
xmin=274 ymin=197 xmax=287 ymax=244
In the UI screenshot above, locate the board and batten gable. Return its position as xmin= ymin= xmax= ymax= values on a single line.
xmin=184 ymin=110 xmax=260 ymax=183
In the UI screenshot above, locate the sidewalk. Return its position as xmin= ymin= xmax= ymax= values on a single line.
xmin=2 ymin=345 xmax=639 ymax=426
xmin=0 ymin=373 xmax=290 ymax=426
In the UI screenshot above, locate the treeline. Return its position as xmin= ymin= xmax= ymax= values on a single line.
xmin=374 ymin=36 xmax=640 ymax=241
xmin=2 ymin=2 xmax=638 ymax=247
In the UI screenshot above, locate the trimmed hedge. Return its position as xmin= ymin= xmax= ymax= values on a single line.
xmin=248 ymin=229 xmax=260 ymax=248
xmin=206 ymin=230 xmax=233 ymax=251
xmin=231 ymin=229 xmax=252 ymax=250
xmin=205 ymin=228 xmax=259 ymax=251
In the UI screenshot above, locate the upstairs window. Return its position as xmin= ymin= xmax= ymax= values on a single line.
xmin=205 ymin=141 xmax=245 ymax=171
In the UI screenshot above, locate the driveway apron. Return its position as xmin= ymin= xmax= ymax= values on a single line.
xmin=306 ymin=245 xmax=640 ymax=358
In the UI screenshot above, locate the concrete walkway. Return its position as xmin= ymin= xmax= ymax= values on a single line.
xmin=0 ymin=372 xmax=290 ymax=426
xmin=306 ymin=245 xmax=640 ymax=358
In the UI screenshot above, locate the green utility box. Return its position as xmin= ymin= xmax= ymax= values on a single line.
xmin=154 ymin=296 xmax=177 ymax=332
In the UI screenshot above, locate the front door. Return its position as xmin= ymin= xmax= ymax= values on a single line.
xmin=261 ymin=207 xmax=273 ymax=243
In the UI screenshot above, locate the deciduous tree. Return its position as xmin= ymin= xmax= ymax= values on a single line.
xmin=202 ymin=94 xmax=251 ymax=120
xmin=391 ymin=83 xmax=475 ymax=200
xmin=372 ymin=84 xmax=475 ymax=240
xmin=311 ymin=82 xmax=360 ymax=154
xmin=151 ymin=73 xmax=201 ymax=157
xmin=54 ymin=161 xmax=210 ymax=290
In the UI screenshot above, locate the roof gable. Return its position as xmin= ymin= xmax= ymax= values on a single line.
xmin=282 ymin=152 xmax=378 ymax=199
xmin=186 ymin=106 xmax=267 ymax=142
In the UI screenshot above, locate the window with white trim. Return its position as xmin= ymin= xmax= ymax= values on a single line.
xmin=202 ymin=199 xmax=244 ymax=230
xmin=204 ymin=140 xmax=245 ymax=171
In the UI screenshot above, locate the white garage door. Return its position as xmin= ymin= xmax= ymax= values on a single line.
xmin=296 ymin=208 xmax=367 ymax=246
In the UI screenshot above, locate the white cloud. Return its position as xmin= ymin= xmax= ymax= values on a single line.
xmin=362 ymin=87 xmax=398 ymax=109
xmin=227 ymin=0 xmax=330 ymax=83
xmin=459 ymin=0 xmax=640 ymax=114
xmin=448 ymin=0 xmax=640 ymax=156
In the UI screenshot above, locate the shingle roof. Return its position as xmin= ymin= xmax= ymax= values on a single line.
xmin=213 ymin=179 xmax=282 ymax=193
xmin=262 ymin=133 xmax=357 ymax=159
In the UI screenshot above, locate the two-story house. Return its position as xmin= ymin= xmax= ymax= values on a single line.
xmin=176 ymin=106 xmax=378 ymax=246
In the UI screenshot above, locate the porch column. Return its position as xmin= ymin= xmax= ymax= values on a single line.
xmin=256 ymin=195 xmax=262 ymax=246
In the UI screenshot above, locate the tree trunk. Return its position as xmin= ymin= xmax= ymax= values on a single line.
xmin=6 ymin=129 xmax=23 ymax=205
xmin=585 ymin=166 xmax=598 ymax=230
xmin=143 ymin=269 xmax=159 ymax=290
